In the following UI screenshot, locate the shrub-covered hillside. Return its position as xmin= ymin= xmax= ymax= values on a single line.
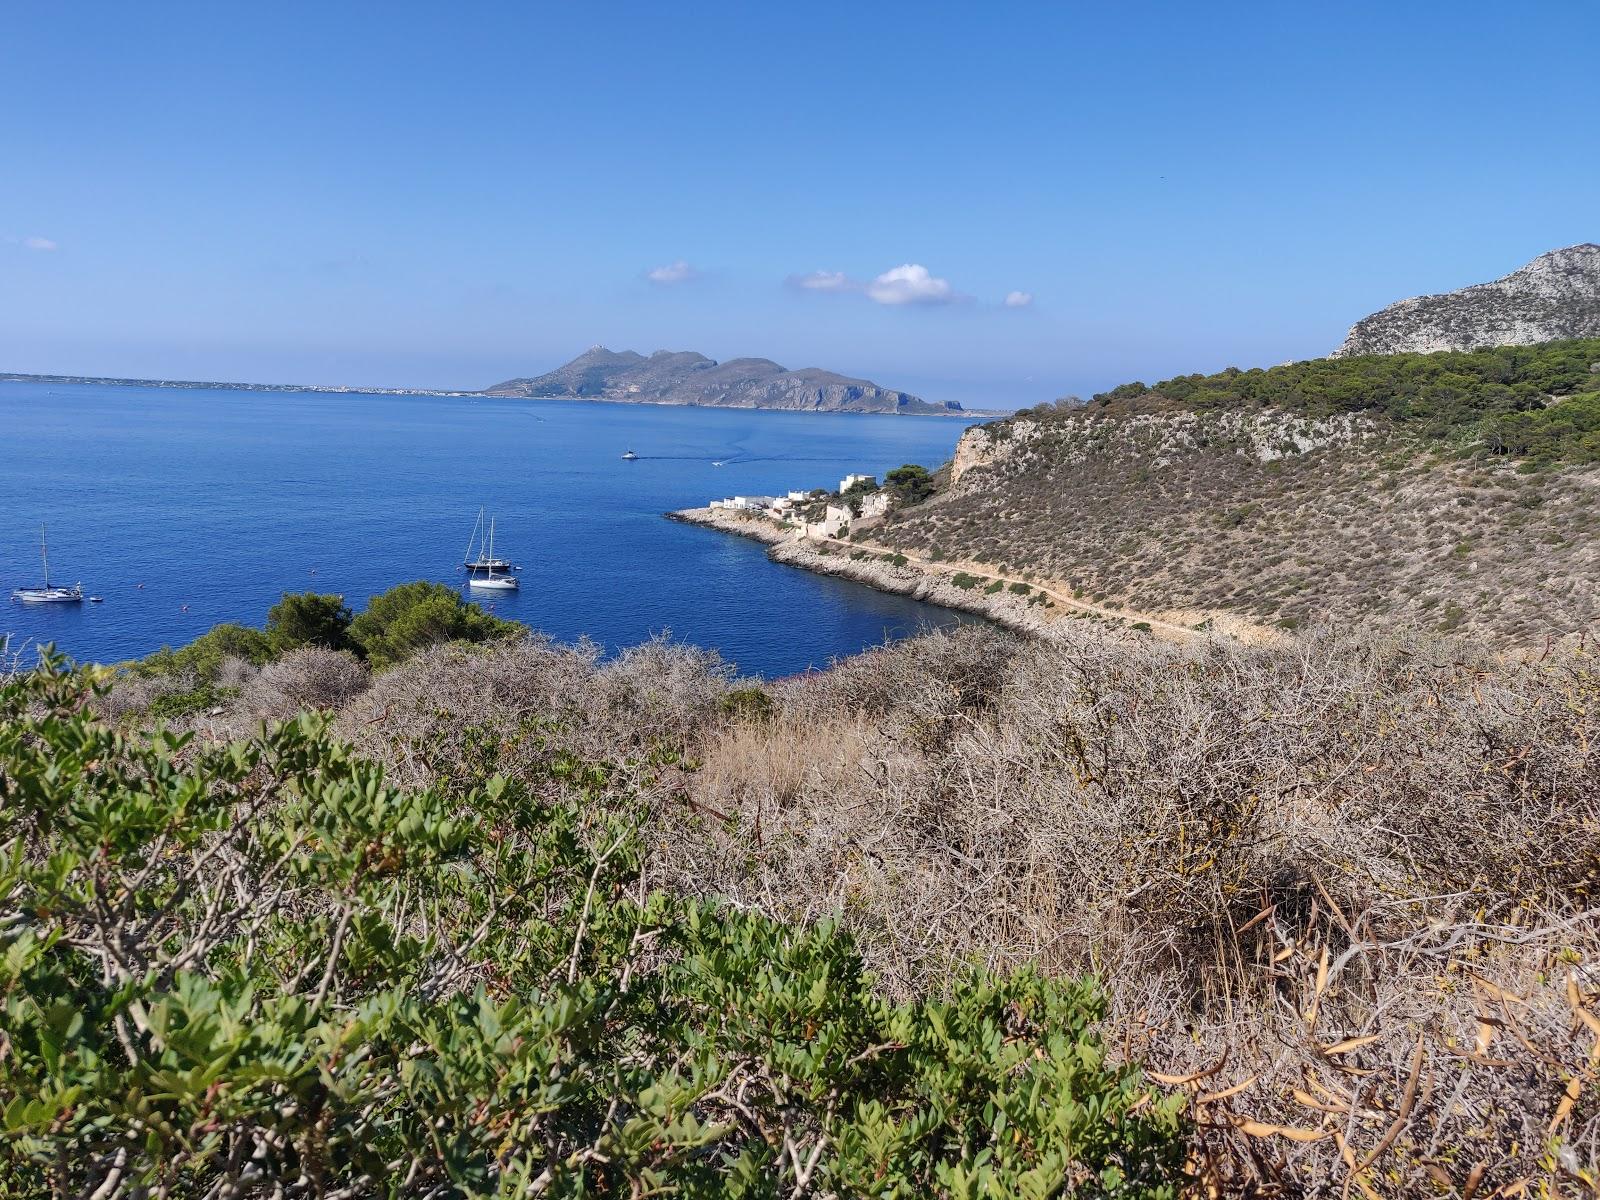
xmin=1048 ymin=337 xmax=1600 ymax=455
xmin=34 ymin=616 xmax=1600 ymax=1197
xmin=872 ymin=341 xmax=1600 ymax=643
xmin=0 ymin=654 xmax=1183 ymax=1198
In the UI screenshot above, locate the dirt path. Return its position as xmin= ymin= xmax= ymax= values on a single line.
xmin=809 ymin=534 xmax=1207 ymax=641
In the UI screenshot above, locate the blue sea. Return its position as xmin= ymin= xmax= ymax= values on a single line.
xmin=0 ymin=382 xmax=982 ymax=677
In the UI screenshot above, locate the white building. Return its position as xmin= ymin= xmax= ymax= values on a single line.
xmin=839 ymin=473 xmax=876 ymax=493
xmin=709 ymin=495 xmax=779 ymax=512
xmin=859 ymin=490 xmax=893 ymax=519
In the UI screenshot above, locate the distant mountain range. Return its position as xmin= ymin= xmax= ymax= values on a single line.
xmin=1334 ymin=243 xmax=1600 ymax=356
xmin=484 ymin=347 xmax=962 ymax=415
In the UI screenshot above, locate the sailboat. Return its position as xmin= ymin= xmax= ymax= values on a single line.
xmin=461 ymin=507 xmax=513 ymax=573
xmin=12 ymin=526 xmax=84 ymax=604
xmin=466 ymin=517 xmax=519 ymax=591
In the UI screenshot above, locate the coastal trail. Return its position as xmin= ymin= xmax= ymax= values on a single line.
xmin=807 ymin=532 xmax=1209 ymax=642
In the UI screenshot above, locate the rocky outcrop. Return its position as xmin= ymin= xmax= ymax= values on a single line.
xmin=486 ymin=347 xmax=962 ymax=415
xmin=1334 ymin=244 xmax=1600 ymax=357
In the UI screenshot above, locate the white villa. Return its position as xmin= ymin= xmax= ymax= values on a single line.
xmin=707 ymin=474 xmax=890 ymax=540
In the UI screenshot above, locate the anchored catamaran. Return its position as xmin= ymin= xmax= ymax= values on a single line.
xmin=12 ymin=525 xmax=83 ymax=604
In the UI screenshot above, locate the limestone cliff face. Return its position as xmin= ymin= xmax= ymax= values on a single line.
xmin=1334 ymin=244 xmax=1600 ymax=357
xmin=485 ymin=347 xmax=962 ymax=415
xmin=948 ymin=419 xmax=1035 ymax=485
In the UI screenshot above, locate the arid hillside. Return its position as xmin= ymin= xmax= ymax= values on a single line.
xmin=871 ymin=340 xmax=1600 ymax=643
xmin=84 ymin=622 xmax=1600 ymax=1198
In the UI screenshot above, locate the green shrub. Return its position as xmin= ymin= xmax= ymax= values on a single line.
xmin=347 ymin=580 xmax=521 ymax=669
xmin=144 ymin=682 xmax=231 ymax=721
xmin=0 ymin=660 xmax=1185 ymax=1197
xmin=132 ymin=622 xmax=273 ymax=683
xmin=719 ymin=685 xmax=775 ymax=722
xmin=885 ymin=463 xmax=935 ymax=505
xmin=1009 ymin=581 xmax=1033 ymax=595
xmin=266 ymin=590 xmax=353 ymax=653
xmin=950 ymin=572 xmax=984 ymax=590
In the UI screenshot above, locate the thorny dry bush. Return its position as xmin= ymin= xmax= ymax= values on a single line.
xmin=95 ymin=623 xmax=1600 ymax=1195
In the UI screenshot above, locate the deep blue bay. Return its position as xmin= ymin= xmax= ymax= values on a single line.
xmin=0 ymin=382 xmax=983 ymax=677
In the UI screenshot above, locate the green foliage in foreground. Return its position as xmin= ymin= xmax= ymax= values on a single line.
xmin=0 ymin=660 xmax=1184 ymax=1198
xmin=1015 ymin=337 xmax=1600 ymax=460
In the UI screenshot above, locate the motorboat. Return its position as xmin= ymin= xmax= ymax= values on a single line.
xmin=621 ymin=449 xmax=639 ymax=461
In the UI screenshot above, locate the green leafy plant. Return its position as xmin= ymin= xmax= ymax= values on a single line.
xmin=0 ymin=658 xmax=1185 ymax=1198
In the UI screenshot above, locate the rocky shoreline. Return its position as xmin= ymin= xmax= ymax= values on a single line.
xmin=666 ymin=507 xmax=1103 ymax=642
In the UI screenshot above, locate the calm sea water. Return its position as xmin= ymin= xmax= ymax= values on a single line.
xmin=0 ymin=382 xmax=981 ymax=677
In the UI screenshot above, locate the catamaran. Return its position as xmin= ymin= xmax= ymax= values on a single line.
xmin=461 ymin=507 xmax=513 ymax=573
xmin=12 ymin=526 xmax=83 ymax=604
xmin=466 ymin=516 xmax=519 ymax=591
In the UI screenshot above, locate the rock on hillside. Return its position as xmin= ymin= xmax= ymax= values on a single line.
xmin=485 ymin=347 xmax=962 ymax=415
xmin=1334 ymin=244 xmax=1600 ymax=357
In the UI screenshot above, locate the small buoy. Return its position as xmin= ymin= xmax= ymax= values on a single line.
xmin=181 ymin=604 xmax=189 ymax=612
xmin=136 ymin=582 xmax=145 ymax=589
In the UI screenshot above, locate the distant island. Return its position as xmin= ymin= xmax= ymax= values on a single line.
xmin=485 ymin=347 xmax=964 ymax=415
xmin=3 ymin=348 xmax=965 ymax=416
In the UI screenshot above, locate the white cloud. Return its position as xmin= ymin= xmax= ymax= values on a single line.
xmin=865 ymin=263 xmax=956 ymax=306
xmin=788 ymin=269 xmax=854 ymax=292
xmin=23 ymin=236 xmax=58 ymax=251
xmin=1003 ymin=290 xmax=1034 ymax=308
xmin=646 ymin=260 xmax=699 ymax=285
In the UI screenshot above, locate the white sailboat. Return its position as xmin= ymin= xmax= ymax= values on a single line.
xmin=466 ymin=517 xmax=519 ymax=591
xmin=12 ymin=525 xmax=84 ymax=604
xmin=461 ymin=507 xmax=513 ymax=572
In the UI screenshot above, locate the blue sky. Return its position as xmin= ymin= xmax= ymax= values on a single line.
xmin=3 ymin=1 xmax=1596 ymax=407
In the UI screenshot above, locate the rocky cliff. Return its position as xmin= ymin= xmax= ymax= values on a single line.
xmin=485 ymin=347 xmax=961 ymax=415
xmin=1334 ymin=243 xmax=1600 ymax=357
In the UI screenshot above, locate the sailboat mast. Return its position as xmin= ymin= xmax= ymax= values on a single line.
xmin=486 ymin=517 xmax=495 ymax=565
xmin=40 ymin=525 xmax=49 ymax=590
xmin=464 ymin=507 xmax=484 ymax=565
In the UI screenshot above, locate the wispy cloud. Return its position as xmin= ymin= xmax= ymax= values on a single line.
xmin=1003 ymin=290 xmax=1034 ymax=308
xmin=789 ymin=263 xmax=964 ymax=306
xmin=787 ymin=269 xmax=854 ymax=293
xmin=646 ymin=260 xmax=699 ymax=285
xmin=865 ymin=263 xmax=957 ymax=306
xmin=5 ymin=235 xmax=58 ymax=251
